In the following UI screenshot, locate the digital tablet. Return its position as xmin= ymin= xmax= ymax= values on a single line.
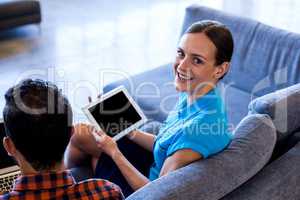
xmin=82 ymin=86 xmax=147 ymax=141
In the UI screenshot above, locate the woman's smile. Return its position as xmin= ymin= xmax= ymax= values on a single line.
xmin=176 ymin=70 xmax=194 ymax=82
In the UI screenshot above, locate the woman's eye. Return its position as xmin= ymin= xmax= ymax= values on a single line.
xmin=193 ymin=57 xmax=203 ymax=65
xmin=176 ymin=50 xmax=184 ymax=58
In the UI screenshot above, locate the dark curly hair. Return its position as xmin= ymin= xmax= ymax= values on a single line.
xmin=3 ymin=79 xmax=73 ymax=170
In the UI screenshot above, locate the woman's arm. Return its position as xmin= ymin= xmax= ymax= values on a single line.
xmin=112 ymin=150 xmax=150 ymax=191
xmin=127 ymin=130 xmax=156 ymax=152
xmin=94 ymin=131 xmax=202 ymax=191
xmin=159 ymin=149 xmax=202 ymax=177
xmin=95 ymin=132 xmax=151 ymax=191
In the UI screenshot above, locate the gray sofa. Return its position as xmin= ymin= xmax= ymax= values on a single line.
xmin=97 ymin=5 xmax=300 ymax=200
xmin=0 ymin=0 xmax=41 ymax=31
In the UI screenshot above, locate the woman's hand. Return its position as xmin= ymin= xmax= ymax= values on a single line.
xmin=86 ymin=94 xmax=121 ymax=158
xmin=93 ymin=130 xmax=120 ymax=158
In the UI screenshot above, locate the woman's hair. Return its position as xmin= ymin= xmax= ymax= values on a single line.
xmin=185 ymin=20 xmax=234 ymax=79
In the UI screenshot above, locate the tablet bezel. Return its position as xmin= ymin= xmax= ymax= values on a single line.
xmin=82 ymin=85 xmax=147 ymax=141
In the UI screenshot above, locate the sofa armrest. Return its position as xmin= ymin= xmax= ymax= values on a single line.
xmin=248 ymin=83 xmax=300 ymax=160
xmin=126 ymin=114 xmax=276 ymax=200
xmin=221 ymin=141 xmax=300 ymax=200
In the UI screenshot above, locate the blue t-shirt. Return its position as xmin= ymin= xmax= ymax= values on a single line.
xmin=149 ymin=88 xmax=232 ymax=180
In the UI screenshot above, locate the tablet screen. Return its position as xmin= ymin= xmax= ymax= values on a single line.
xmin=88 ymin=90 xmax=142 ymax=137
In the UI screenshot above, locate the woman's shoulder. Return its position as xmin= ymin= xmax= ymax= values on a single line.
xmin=183 ymin=108 xmax=231 ymax=138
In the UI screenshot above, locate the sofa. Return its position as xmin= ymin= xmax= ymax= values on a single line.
xmin=0 ymin=0 xmax=41 ymax=31
xmin=75 ymin=5 xmax=300 ymax=200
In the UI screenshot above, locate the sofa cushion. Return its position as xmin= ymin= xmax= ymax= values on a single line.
xmin=248 ymin=83 xmax=300 ymax=160
xmin=248 ymin=83 xmax=300 ymax=140
xmin=220 ymin=83 xmax=255 ymax=128
xmin=127 ymin=114 xmax=276 ymax=200
xmin=221 ymin=141 xmax=300 ymax=200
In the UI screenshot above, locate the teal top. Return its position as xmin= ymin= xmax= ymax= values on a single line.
xmin=149 ymin=88 xmax=232 ymax=180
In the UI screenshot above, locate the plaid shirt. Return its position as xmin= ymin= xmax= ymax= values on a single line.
xmin=0 ymin=170 xmax=124 ymax=200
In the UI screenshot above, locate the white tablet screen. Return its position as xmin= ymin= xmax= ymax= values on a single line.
xmin=88 ymin=91 xmax=142 ymax=137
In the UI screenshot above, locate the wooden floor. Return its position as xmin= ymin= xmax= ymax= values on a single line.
xmin=0 ymin=0 xmax=299 ymax=122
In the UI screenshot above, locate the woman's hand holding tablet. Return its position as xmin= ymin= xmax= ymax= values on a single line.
xmin=91 ymin=129 xmax=120 ymax=158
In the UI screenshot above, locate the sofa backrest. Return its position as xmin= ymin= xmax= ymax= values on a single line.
xmin=104 ymin=5 xmax=300 ymax=128
xmin=180 ymin=5 xmax=300 ymax=96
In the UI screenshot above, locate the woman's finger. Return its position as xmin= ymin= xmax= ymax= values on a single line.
xmin=91 ymin=129 xmax=102 ymax=142
xmin=96 ymin=130 xmax=105 ymax=136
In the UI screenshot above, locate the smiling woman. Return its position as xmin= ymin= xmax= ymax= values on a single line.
xmin=65 ymin=20 xmax=235 ymax=197
xmin=174 ymin=20 xmax=234 ymax=103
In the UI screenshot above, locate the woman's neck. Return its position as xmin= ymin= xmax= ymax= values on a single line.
xmin=187 ymin=84 xmax=215 ymax=105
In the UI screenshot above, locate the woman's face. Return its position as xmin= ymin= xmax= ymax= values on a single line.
xmin=174 ymin=33 xmax=222 ymax=94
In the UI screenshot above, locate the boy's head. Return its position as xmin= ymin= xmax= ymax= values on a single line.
xmin=2 ymin=79 xmax=73 ymax=171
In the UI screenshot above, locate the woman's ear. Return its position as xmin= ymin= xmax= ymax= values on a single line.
xmin=214 ymin=62 xmax=230 ymax=80
xmin=3 ymin=137 xmax=17 ymax=157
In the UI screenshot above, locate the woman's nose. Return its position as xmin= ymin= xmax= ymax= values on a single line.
xmin=177 ymin=58 xmax=189 ymax=71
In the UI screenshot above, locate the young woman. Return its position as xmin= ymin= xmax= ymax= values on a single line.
xmin=65 ymin=20 xmax=234 ymax=197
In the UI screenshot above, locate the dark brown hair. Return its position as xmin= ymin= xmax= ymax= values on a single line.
xmin=185 ymin=20 xmax=234 ymax=79
xmin=3 ymin=79 xmax=73 ymax=170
